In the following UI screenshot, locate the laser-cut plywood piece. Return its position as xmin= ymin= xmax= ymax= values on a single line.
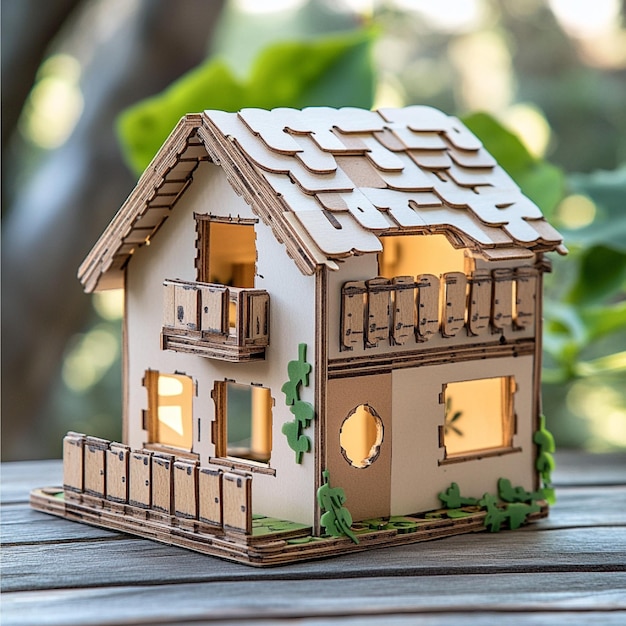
xmin=366 ymin=277 xmax=391 ymax=347
xmin=34 ymin=104 xmax=566 ymax=566
xmin=441 ymin=272 xmax=468 ymax=338
xmin=63 ymin=432 xmax=85 ymax=493
xmin=416 ymin=274 xmax=440 ymax=340
xmin=392 ymin=276 xmax=415 ymax=345
xmin=106 ymin=443 xmax=130 ymax=504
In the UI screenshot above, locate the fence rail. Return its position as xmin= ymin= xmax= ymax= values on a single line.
xmin=341 ymin=267 xmax=538 ymax=350
xmin=63 ymin=432 xmax=252 ymax=534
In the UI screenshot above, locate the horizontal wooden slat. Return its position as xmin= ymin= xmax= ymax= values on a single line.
xmin=2 ymin=572 xmax=625 ymax=625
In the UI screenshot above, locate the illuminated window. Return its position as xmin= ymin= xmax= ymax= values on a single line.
xmin=145 ymin=371 xmax=194 ymax=450
xmin=340 ymin=404 xmax=384 ymax=469
xmin=378 ymin=234 xmax=467 ymax=279
xmin=195 ymin=216 xmax=257 ymax=288
xmin=214 ymin=382 xmax=272 ymax=464
xmin=442 ymin=377 xmax=515 ymax=458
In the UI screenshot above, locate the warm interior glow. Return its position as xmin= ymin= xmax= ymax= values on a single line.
xmin=378 ymin=234 xmax=467 ymax=279
xmin=340 ymin=404 xmax=384 ymax=469
xmin=155 ymin=373 xmax=193 ymax=449
xmin=225 ymin=383 xmax=272 ymax=463
xmin=444 ymin=377 xmax=513 ymax=456
xmin=208 ymin=222 xmax=256 ymax=287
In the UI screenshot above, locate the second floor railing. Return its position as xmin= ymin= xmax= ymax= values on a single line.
xmin=162 ymin=278 xmax=269 ymax=361
xmin=341 ymin=267 xmax=538 ymax=351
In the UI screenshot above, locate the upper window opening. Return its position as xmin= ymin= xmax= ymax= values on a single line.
xmin=340 ymin=404 xmax=384 ymax=469
xmin=378 ymin=234 xmax=466 ymax=279
xmin=196 ymin=217 xmax=256 ymax=288
xmin=442 ymin=376 xmax=515 ymax=458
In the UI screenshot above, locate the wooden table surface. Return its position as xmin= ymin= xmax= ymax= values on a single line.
xmin=2 ymin=452 xmax=625 ymax=625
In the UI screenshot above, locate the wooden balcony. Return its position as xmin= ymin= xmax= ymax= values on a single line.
xmin=341 ymin=267 xmax=538 ymax=351
xmin=162 ymin=279 xmax=269 ymax=362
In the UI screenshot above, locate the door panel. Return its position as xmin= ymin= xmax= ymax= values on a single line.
xmin=326 ymin=373 xmax=392 ymax=521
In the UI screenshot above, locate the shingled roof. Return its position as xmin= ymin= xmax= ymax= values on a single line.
xmin=79 ymin=106 xmax=566 ymax=292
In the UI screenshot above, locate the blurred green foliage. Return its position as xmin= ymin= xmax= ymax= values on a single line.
xmin=118 ymin=29 xmax=375 ymax=176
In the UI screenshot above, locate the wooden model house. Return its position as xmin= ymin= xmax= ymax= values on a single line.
xmin=32 ymin=106 xmax=564 ymax=565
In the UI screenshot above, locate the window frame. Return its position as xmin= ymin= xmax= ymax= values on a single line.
xmin=194 ymin=214 xmax=258 ymax=285
xmin=143 ymin=369 xmax=198 ymax=457
xmin=438 ymin=375 xmax=521 ymax=465
xmin=210 ymin=379 xmax=276 ymax=476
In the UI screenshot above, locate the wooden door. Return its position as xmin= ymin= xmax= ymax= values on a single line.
xmin=325 ymin=373 xmax=392 ymax=521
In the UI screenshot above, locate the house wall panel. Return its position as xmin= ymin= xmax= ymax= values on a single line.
xmin=126 ymin=161 xmax=317 ymax=526
xmin=390 ymin=354 xmax=535 ymax=515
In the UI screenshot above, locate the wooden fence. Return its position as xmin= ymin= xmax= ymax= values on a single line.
xmin=341 ymin=267 xmax=538 ymax=350
xmin=63 ymin=433 xmax=252 ymax=534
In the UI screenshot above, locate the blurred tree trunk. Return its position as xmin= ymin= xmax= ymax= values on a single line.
xmin=1 ymin=0 xmax=83 ymax=166
xmin=2 ymin=0 xmax=225 ymax=459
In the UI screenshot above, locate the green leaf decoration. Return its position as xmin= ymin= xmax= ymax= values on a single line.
xmin=438 ymin=482 xmax=479 ymax=509
xmin=461 ymin=112 xmax=565 ymax=217
xmin=497 ymin=478 xmax=545 ymax=504
xmin=317 ymin=470 xmax=358 ymax=544
xmin=281 ymin=344 xmax=315 ymax=464
xmin=117 ymin=29 xmax=375 ymax=175
xmin=533 ymin=416 xmax=557 ymax=505
xmin=281 ymin=343 xmax=312 ymax=406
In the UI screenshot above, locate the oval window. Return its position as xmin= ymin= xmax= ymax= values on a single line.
xmin=339 ymin=404 xmax=383 ymax=469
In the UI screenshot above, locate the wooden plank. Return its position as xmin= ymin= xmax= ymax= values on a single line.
xmin=200 ymin=284 xmax=227 ymax=334
xmin=62 ymin=433 xmax=85 ymax=493
xmin=83 ymin=436 xmax=108 ymax=498
xmin=128 ymin=450 xmax=152 ymax=509
xmin=151 ymin=453 xmax=174 ymax=515
xmin=174 ymin=283 xmax=200 ymax=331
xmin=341 ymin=281 xmax=366 ymax=350
xmin=391 ymin=276 xmax=415 ymax=345
xmin=2 ymin=572 xmax=625 ymax=625
xmin=467 ymin=270 xmax=492 ymax=336
xmin=162 ymin=282 xmax=176 ymax=328
xmin=106 ymin=443 xmax=129 ymax=503
xmin=514 ymin=267 xmax=537 ymax=329
xmin=247 ymin=291 xmax=269 ymax=342
xmin=198 ymin=465 xmax=223 ymax=527
xmin=173 ymin=459 xmax=199 ymax=519
xmin=415 ymin=274 xmax=440 ymax=340
xmin=366 ymin=277 xmax=391 ymax=347
xmin=222 ymin=471 xmax=251 ymax=534
xmin=4 ymin=525 xmax=626 ymax=592
xmin=441 ymin=271 xmax=467 ymax=337
xmin=492 ymin=268 xmax=513 ymax=330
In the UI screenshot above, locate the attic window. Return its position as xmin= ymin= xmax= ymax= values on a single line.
xmin=195 ymin=215 xmax=257 ymax=287
xmin=378 ymin=234 xmax=467 ymax=279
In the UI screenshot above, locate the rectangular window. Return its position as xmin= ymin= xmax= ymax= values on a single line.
xmin=195 ymin=215 xmax=257 ymax=287
xmin=441 ymin=376 xmax=516 ymax=461
xmin=213 ymin=381 xmax=272 ymax=464
xmin=144 ymin=370 xmax=194 ymax=451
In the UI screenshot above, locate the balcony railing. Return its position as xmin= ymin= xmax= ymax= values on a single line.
xmin=341 ymin=268 xmax=538 ymax=351
xmin=162 ymin=279 xmax=269 ymax=362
